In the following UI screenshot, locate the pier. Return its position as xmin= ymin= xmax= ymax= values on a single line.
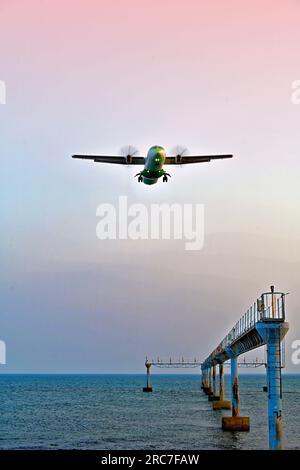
xmin=143 ymin=286 xmax=289 ymax=450
xmin=201 ymin=286 xmax=288 ymax=448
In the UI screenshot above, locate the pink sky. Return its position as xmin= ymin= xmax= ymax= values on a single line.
xmin=0 ymin=0 xmax=300 ymax=372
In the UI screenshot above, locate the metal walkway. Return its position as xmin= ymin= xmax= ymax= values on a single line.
xmin=202 ymin=286 xmax=289 ymax=449
xmin=143 ymin=286 xmax=289 ymax=450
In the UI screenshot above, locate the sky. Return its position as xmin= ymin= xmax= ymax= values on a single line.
xmin=0 ymin=0 xmax=300 ymax=373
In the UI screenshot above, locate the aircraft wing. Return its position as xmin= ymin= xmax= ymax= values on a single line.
xmin=72 ymin=155 xmax=145 ymax=165
xmin=165 ymin=154 xmax=233 ymax=164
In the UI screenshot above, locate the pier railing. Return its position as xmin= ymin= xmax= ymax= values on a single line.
xmin=215 ymin=289 xmax=286 ymax=355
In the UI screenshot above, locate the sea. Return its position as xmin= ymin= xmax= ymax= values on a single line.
xmin=0 ymin=374 xmax=299 ymax=450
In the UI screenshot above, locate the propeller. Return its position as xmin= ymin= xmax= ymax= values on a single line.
xmin=170 ymin=145 xmax=189 ymax=158
xmin=120 ymin=145 xmax=139 ymax=165
xmin=170 ymin=145 xmax=189 ymax=164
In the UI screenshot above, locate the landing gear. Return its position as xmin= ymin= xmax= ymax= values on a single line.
xmin=135 ymin=172 xmax=143 ymax=183
xmin=162 ymin=173 xmax=171 ymax=183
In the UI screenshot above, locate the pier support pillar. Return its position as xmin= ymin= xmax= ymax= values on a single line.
xmin=143 ymin=362 xmax=152 ymax=392
xmin=202 ymin=368 xmax=207 ymax=392
xmin=256 ymin=321 xmax=289 ymax=449
xmin=206 ymin=367 xmax=213 ymax=396
xmin=201 ymin=367 xmax=205 ymax=390
xmin=220 ymin=363 xmax=224 ymax=400
xmin=203 ymin=367 xmax=213 ymax=395
xmin=209 ymin=365 xmax=220 ymax=401
xmin=222 ymin=354 xmax=249 ymax=431
xmin=203 ymin=367 xmax=211 ymax=394
xmin=231 ymin=355 xmax=239 ymax=417
xmin=213 ymin=363 xmax=231 ymax=410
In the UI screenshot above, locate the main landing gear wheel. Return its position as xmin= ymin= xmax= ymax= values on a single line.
xmin=138 ymin=175 xmax=143 ymax=183
xmin=163 ymin=175 xmax=168 ymax=182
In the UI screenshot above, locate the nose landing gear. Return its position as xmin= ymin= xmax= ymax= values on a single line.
xmin=135 ymin=172 xmax=143 ymax=183
xmin=162 ymin=173 xmax=171 ymax=183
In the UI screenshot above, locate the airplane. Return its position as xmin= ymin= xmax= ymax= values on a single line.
xmin=72 ymin=145 xmax=233 ymax=185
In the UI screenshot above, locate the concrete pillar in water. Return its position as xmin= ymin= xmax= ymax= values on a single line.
xmin=256 ymin=321 xmax=289 ymax=449
xmin=201 ymin=367 xmax=205 ymax=389
xmin=208 ymin=367 xmax=213 ymax=395
xmin=222 ymin=353 xmax=249 ymax=431
xmin=220 ymin=363 xmax=224 ymax=400
xmin=213 ymin=363 xmax=231 ymax=410
xmin=204 ymin=367 xmax=213 ymax=395
xmin=143 ymin=361 xmax=153 ymax=392
xmin=231 ymin=355 xmax=239 ymax=416
xmin=209 ymin=364 xmax=220 ymax=401
xmin=267 ymin=334 xmax=282 ymax=449
xmin=203 ymin=367 xmax=210 ymax=394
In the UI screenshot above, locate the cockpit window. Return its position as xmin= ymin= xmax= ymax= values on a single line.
xmin=150 ymin=145 xmax=164 ymax=150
